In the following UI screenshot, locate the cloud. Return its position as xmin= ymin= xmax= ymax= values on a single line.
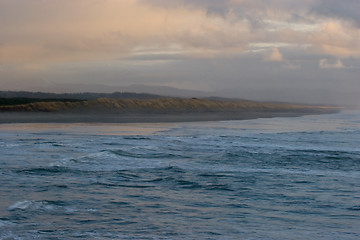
xmin=284 ymin=63 xmax=301 ymax=69
xmin=311 ymin=0 xmax=360 ymax=27
xmin=264 ymin=48 xmax=283 ymax=62
xmin=319 ymin=58 xmax=345 ymax=69
xmin=0 ymin=0 xmax=359 ymax=105
xmin=307 ymin=21 xmax=360 ymax=57
xmin=0 ymin=0 xmax=359 ymax=70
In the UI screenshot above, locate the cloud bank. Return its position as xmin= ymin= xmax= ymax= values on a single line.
xmin=0 ymin=0 xmax=359 ymax=105
xmin=1 ymin=0 xmax=359 ymax=65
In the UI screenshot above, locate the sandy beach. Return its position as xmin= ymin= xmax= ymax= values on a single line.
xmin=0 ymin=110 xmax=336 ymax=124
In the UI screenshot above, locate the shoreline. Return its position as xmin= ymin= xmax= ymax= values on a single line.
xmin=0 ymin=110 xmax=339 ymax=124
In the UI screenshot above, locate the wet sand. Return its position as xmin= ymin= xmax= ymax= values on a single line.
xmin=0 ymin=110 xmax=334 ymax=124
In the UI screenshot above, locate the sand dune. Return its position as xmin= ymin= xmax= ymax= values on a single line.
xmin=0 ymin=98 xmax=342 ymax=123
xmin=0 ymin=97 xmax=339 ymax=113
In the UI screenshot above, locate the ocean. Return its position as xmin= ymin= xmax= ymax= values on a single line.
xmin=0 ymin=111 xmax=359 ymax=239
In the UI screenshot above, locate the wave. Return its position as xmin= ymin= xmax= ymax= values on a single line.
xmin=0 ymin=220 xmax=16 ymax=228
xmin=108 ymin=149 xmax=183 ymax=160
xmin=47 ymin=150 xmax=173 ymax=172
xmin=15 ymin=166 xmax=74 ymax=175
xmin=92 ymin=182 xmax=154 ymax=189
xmin=123 ymin=136 xmax=153 ymax=140
xmin=8 ymin=200 xmax=67 ymax=212
xmin=144 ymin=176 xmax=234 ymax=191
xmin=237 ymin=167 xmax=360 ymax=178
xmin=347 ymin=206 xmax=360 ymax=211
xmin=157 ymin=163 xmax=360 ymax=179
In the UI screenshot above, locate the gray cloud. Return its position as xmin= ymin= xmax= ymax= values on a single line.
xmin=311 ymin=0 xmax=360 ymax=27
xmin=143 ymin=0 xmax=360 ymax=28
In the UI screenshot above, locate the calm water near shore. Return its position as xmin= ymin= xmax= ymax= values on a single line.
xmin=0 ymin=111 xmax=359 ymax=239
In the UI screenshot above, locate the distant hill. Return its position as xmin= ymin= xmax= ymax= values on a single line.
xmin=0 ymin=91 xmax=163 ymax=101
xmin=122 ymin=84 xmax=211 ymax=98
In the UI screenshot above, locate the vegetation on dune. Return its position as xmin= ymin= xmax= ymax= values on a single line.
xmin=0 ymin=98 xmax=83 ymax=106
xmin=0 ymin=97 xmax=338 ymax=114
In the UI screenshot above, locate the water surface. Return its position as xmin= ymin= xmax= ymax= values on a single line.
xmin=0 ymin=111 xmax=359 ymax=239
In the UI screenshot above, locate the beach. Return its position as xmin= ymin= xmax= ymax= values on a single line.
xmin=0 ymin=109 xmax=337 ymax=124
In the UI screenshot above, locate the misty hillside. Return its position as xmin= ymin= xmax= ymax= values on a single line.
xmin=0 ymin=97 xmax=338 ymax=114
xmin=0 ymin=91 xmax=163 ymax=100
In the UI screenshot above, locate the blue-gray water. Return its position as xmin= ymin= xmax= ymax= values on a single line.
xmin=0 ymin=111 xmax=359 ymax=239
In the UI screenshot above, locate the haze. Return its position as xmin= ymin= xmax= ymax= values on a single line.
xmin=1 ymin=0 xmax=359 ymax=105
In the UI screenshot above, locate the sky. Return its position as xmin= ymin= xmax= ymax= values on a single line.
xmin=0 ymin=0 xmax=359 ymax=105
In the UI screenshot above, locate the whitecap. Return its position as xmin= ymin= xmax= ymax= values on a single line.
xmin=8 ymin=200 xmax=58 ymax=212
xmin=64 ymin=206 xmax=78 ymax=213
xmin=8 ymin=200 xmax=35 ymax=211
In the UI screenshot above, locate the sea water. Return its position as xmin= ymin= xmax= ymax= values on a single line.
xmin=0 ymin=111 xmax=359 ymax=239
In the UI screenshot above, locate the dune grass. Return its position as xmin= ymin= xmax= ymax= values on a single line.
xmin=0 ymin=97 xmax=338 ymax=114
